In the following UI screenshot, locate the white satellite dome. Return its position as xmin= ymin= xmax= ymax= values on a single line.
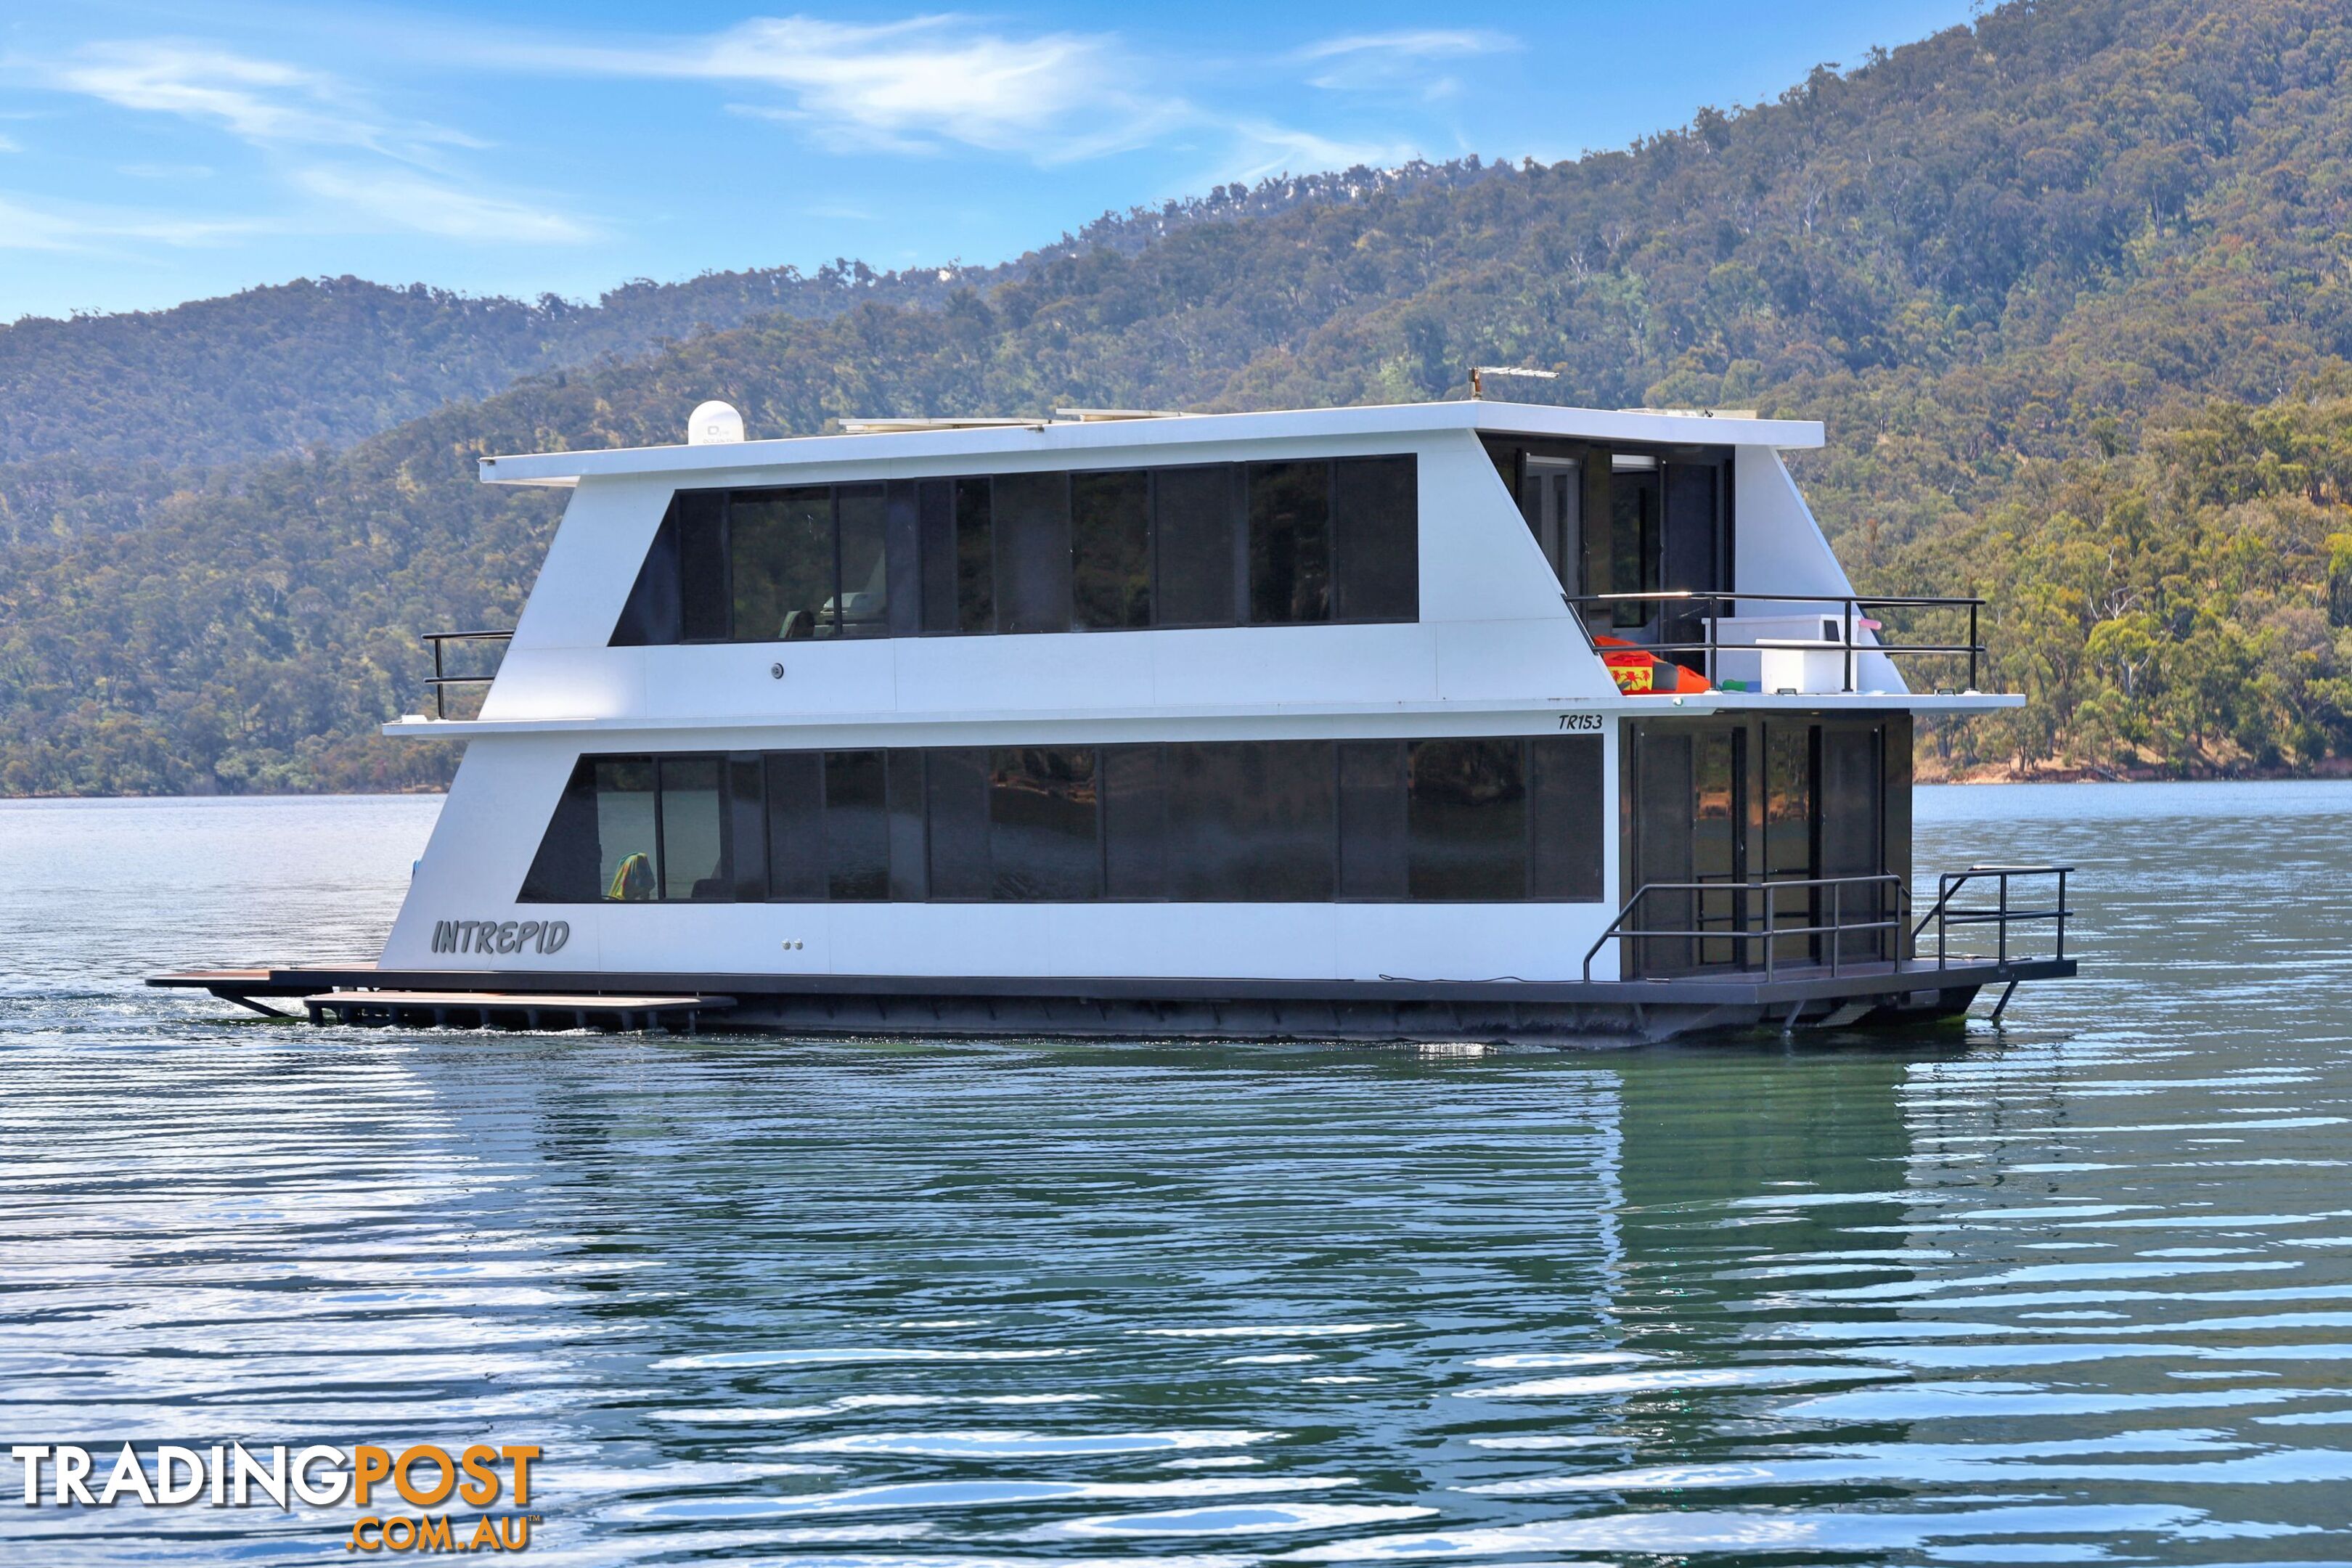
xmin=687 ymin=400 xmax=746 ymax=445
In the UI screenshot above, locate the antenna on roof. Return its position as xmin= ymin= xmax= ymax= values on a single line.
xmin=1469 ymin=366 xmax=1561 ymax=400
xmin=687 ymin=401 xmax=745 ymax=444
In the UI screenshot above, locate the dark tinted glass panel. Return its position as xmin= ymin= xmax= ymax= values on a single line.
xmin=659 ymin=756 xmax=727 ymax=900
xmin=884 ymin=480 xmax=923 ymax=637
xmin=764 ymin=752 xmax=825 ymax=901
xmin=1408 ymin=738 xmax=1526 ymax=900
xmin=1154 ymin=465 xmax=1238 ymax=626
xmin=1101 ymin=746 xmax=1166 ymax=899
xmin=1167 ymin=741 xmax=1333 ymax=901
xmin=825 ymin=750 xmax=890 ymax=901
xmin=1609 ymin=468 xmax=1659 ymax=628
xmin=520 ymin=759 xmax=600 ymax=901
xmin=1336 ymin=740 xmax=1407 ymax=899
xmin=1072 ymin=470 xmax=1151 ymax=629
xmin=677 ymin=491 xmax=730 ymax=642
xmin=955 ymin=478 xmax=995 ymax=633
xmin=887 ymin=751 xmax=928 ymax=901
xmin=1331 ymin=457 xmax=1417 ymax=622
xmin=1529 ymin=736 xmax=1603 ymax=902
xmin=837 ymin=483 xmax=890 ymax=637
xmin=1762 ymin=724 xmax=1815 ymax=962
xmin=1631 ymin=727 xmax=1694 ymax=973
xmin=728 ymin=755 xmax=767 ymax=902
xmin=992 ymin=471 xmax=1071 ymax=634
xmin=924 ymin=748 xmax=991 ymax=899
xmin=1248 ymin=462 xmax=1331 ymax=624
xmin=732 ymin=488 xmax=833 ymax=641
xmin=594 ymin=759 xmax=659 ymax=900
xmin=989 ymin=747 xmax=1099 ymax=900
xmin=612 ymin=510 xmax=682 ymax=646
xmin=1693 ymin=728 xmax=1741 ymax=963
xmin=918 ymin=480 xmax=958 ymax=633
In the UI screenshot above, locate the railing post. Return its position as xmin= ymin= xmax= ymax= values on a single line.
xmin=432 ymin=637 xmax=446 ymax=721
xmin=1764 ymin=882 xmax=1776 ymax=983
xmin=1843 ymin=599 xmax=1855 ymax=692
xmin=1829 ymin=880 xmax=1842 ymax=977
xmin=1969 ymin=601 xmax=1979 ymax=691
xmin=2056 ymin=869 xmax=2068 ymax=961
xmin=1998 ymin=872 xmax=2010 ymax=966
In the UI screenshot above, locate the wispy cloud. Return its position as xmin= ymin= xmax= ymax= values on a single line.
xmin=0 ymin=134 xmax=20 ymax=154
xmin=0 ymin=192 xmax=256 ymax=253
xmin=1222 ymin=121 xmax=1424 ymax=184
xmin=1296 ymin=28 xmax=1516 ymax=94
xmin=500 ymin=15 xmax=1186 ymax=161
xmin=34 ymin=38 xmax=588 ymax=244
xmin=290 ymin=165 xmax=592 ymax=242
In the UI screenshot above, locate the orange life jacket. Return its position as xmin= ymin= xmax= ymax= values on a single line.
xmin=1594 ymin=636 xmax=1712 ymax=695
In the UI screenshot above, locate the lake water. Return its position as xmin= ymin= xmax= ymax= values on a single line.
xmin=2 ymin=783 xmax=2349 ymax=1565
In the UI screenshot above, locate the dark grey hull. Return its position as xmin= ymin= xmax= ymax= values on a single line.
xmin=151 ymin=957 xmax=2073 ymax=1045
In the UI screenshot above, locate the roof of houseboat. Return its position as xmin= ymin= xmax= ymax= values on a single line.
xmin=478 ymin=400 xmax=1826 ymax=488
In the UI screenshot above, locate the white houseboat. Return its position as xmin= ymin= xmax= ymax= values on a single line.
xmin=157 ymin=398 xmax=2073 ymax=1040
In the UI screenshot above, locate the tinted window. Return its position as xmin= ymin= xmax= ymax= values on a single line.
xmin=1153 ymin=465 xmax=1238 ymax=626
xmin=918 ymin=479 xmax=958 ymax=634
xmin=1336 ymin=740 xmax=1406 ymax=899
xmin=989 ymin=747 xmax=1100 ymax=899
xmin=519 ymin=759 xmax=601 ymax=902
xmin=658 ymin=756 xmax=727 ymax=900
xmin=731 ymin=489 xmax=833 ymax=641
xmin=824 ymin=750 xmax=890 ymax=900
xmin=1331 ymin=456 xmax=1418 ymax=621
xmin=992 ymin=472 xmax=1071 ymax=634
xmin=1072 ymin=470 xmax=1151 ymax=629
xmin=1529 ymin=736 xmax=1604 ymax=902
xmin=836 ymin=483 xmax=890 ymax=637
xmin=1248 ymin=462 xmax=1331 ymax=624
xmin=884 ymin=481 xmax=923 ymax=637
xmin=613 ymin=510 xmax=682 ymax=647
xmin=955 ymin=478 xmax=995 ymax=633
xmin=1408 ymin=739 xmax=1525 ymax=901
xmin=924 ymin=748 xmax=991 ymax=899
xmin=677 ymin=491 xmax=729 ymax=642
xmin=727 ymin=756 xmax=767 ymax=902
xmin=764 ymin=751 xmax=825 ymax=900
xmin=1101 ymin=745 xmax=1166 ymax=899
xmin=887 ymin=751 xmax=928 ymax=900
xmin=1168 ymin=741 xmax=1333 ymax=900
xmin=595 ymin=759 xmax=658 ymax=900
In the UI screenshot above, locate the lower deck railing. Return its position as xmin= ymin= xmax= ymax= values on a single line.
xmin=1583 ymin=865 xmax=2073 ymax=982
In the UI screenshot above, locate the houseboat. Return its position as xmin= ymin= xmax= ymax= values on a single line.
xmin=155 ymin=398 xmax=2073 ymax=1041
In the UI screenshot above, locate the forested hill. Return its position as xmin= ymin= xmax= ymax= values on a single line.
xmin=7 ymin=0 xmax=2352 ymax=794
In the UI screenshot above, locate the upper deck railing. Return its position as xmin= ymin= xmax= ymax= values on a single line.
xmin=1567 ymin=591 xmax=1986 ymax=694
xmin=421 ymin=630 xmax=513 ymax=719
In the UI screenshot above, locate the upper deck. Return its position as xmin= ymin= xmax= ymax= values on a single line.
xmin=393 ymin=399 xmax=2013 ymax=741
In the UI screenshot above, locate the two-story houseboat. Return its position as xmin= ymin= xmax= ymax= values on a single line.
xmin=155 ymin=399 xmax=2073 ymax=1040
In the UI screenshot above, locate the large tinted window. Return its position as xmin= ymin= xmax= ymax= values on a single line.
xmin=1154 ymin=465 xmax=1239 ymax=627
xmin=1331 ymin=456 xmax=1418 ymax=621
xmin=1072 ymin=470 xmax=1151 ymax=629
xmin=992 ymin=473 xmax=1072 ymax=634
xmin=659 ymin=756 xmax=727 ymax=900
xmin=989 ymin=747 xmax=1100 ymax=900
xmin=1247 ymin=462 xmax=1331 ymax=625
xmin=1167 ymin=741 xmax=1333 ymax=901
xmin=1407 ymin=739 xmax=1526 ymax=901
xmin=526 ymin=730 xmax=1599 ymax=905
xmin=611 ymin=457 xmax=1417 ymax=645
xmin=731 ymin=489 xmax=833 ymax=641
xmin=825 ymin=750 xmax=890 ymax=900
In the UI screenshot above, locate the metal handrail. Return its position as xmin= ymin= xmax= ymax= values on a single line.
xmin=422 ymin=629 xmax=514 ymax=719
xmin=1565 ymin=590 xmax=1985 ymax=693
xmin=1582 ymin=873 xmax=1909 ymax=982
xmin=1911 ymin=865 xmax=2073 ymax=970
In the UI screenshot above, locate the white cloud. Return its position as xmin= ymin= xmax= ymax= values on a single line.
xmin=1297 ymin=28 xmax=1516 ymax=92
xmin=1221 ymin=121 xmax=1424 ymax=184
xmin=53 ymin=40 xmax=378 ymax=149
xmin=290 ymin=166 xmax=594 ymax=243
xmin=0 ymin=134 xmax=20 ymax=154
xmin=0 ymin=192 xmax=255 ymax=253
xmin=505 ymin=15 xmax=1186 ymax=161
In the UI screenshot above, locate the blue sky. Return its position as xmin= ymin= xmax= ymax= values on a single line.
xmin=0 ymin=1 xmax=1985 ymax=323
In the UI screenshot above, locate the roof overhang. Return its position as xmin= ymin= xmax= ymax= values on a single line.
xmin=478 ymin=400 xmax=1825 ymax=487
